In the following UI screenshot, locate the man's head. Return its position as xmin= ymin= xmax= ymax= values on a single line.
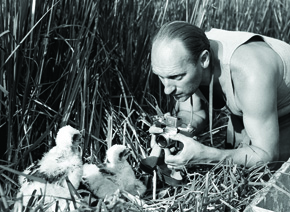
xmin=151 ymin=21 xmax=210 ymax=101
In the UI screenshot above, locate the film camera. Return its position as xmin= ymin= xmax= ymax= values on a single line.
xmin=153 ymin=114 xmax=196 ymax=148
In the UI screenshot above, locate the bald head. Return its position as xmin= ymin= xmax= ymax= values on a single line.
xmin=151 ymin=39 xmax=191 ymax=76
xmin=151 ymin=21 xmax=210 ymax=64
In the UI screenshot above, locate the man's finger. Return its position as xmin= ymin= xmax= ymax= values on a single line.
xmin=168 ymin=133 xmax=185 ymax=141
xmin=167 ymin=165 xmax=184 ymax=170
xmin=169 ymin=132 xmax=198 ymax=142
xmin=164 ymin=148 xmax=180 ymax=164
xmin=163 ymin=148 xmax=175 ymax=162
xmin=149 ymin=126 xmax=164 ymax=134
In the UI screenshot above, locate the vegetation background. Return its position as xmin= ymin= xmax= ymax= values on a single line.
xmin=1 ymin=0 xmax=290 ymax=211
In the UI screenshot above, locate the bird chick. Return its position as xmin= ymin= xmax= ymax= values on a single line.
xmin=82 ymin=144 xmax=146 ymax=199
xmin=17 ymin=125 xmax=83 ymax=209
xmin=82 ymin=163 xmax=119 ymax=199
xmin=105 ymin=144 xmax=146 ymax=196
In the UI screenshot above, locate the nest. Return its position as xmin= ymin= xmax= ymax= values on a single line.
xmin=84 ymin=158 xmax=273 ymax=212
xmin=142 ymin=158 xmax=273 ymax=212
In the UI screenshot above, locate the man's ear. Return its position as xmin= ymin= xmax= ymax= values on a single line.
xmin=199 ymin=50 xmax=210 ymax=68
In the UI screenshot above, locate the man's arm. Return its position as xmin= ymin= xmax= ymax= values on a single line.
xmin=228 ymin=41 xmax=280 ymax=165
xmin=201 ymin=41 xmax=281 ymax=167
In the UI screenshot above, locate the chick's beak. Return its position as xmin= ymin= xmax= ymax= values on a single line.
xmin=79 ymin=129 xmax=85 ymax=136
xmin=121 ymin=148 xmax=131 ymax=159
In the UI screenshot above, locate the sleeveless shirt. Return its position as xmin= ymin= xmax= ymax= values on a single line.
xmin=205 ymin=28 xmax=290 ymax=117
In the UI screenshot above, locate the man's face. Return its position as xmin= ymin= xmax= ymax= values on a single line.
xmin=151 ymin=39 xmax=202 ymax=102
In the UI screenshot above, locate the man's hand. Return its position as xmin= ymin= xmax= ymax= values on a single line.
xmin=162 ymin=133 xmax=204 ymax=169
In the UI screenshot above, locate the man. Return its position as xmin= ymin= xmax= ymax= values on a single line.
xmin=150 ymin=21 xmax=290 ymax=168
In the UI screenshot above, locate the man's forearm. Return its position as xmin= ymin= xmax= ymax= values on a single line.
xmin=197 ymin=144 xmax=274 ymax=167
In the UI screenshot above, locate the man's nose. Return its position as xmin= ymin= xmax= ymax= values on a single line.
xmin=163 ymin=79 xmax=175 ymax=95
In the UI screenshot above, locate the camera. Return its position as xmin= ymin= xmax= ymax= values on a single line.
xmin=153 ymin=114 xmax=196 ymax=148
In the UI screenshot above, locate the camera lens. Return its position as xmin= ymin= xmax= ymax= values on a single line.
xmin=156 ymin=134 xmax=171 ymax=148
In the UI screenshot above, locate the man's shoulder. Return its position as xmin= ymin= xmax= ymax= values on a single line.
xmin=229 ymin=41 xmax=281 ymax=110
xmin=230 ymin=41 xmax=281 ymax=80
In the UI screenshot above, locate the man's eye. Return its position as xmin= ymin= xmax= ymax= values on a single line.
xmin=170 ymin=75 xmax=183 ymax=80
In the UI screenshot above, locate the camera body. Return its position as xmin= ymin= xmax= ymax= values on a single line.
xmin=153 ymin=114 xmax=196 ymax=148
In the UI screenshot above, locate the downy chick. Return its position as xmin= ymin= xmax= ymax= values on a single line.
xmin=82 ymin=163 xmax=119 ymax=199
xmin=105 ymin=144 xmax=146 ymax=196
xmin=17 ymin=125 xmax=83 ymax=210
xmin=82 ymin=144 xmax=146 ymax=199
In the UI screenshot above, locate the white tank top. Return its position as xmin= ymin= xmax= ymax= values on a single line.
xmin=205 ymin=28 xmax=290 ymax=117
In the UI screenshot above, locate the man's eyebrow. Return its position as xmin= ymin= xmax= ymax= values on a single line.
xmin=168 ymin=73 xmax=185 ymax=79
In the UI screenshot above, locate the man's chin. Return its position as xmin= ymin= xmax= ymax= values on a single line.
xmin=173 ymin=95 xmax=189 ymax=102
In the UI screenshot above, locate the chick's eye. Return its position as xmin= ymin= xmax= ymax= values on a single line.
xmin=119 ymin=151 xmax=126 ymax=161
xmin=72 ymin=134 xmax=81 ymax=142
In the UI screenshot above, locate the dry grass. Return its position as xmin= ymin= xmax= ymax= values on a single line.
xmin=1 ymin=0 xmax=290 ymax=211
